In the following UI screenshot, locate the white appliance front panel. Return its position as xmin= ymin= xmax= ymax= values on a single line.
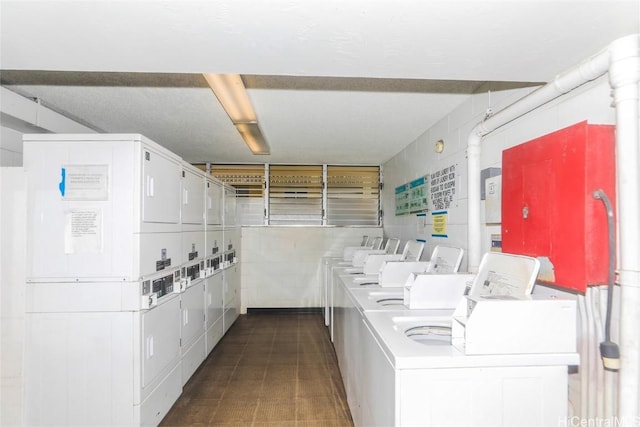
xmin=136 ymin=231 xmax=183 ymax=280
xmin=180 ymin=281 xmax=205 ymax=351
xmin=137 ymin=361 xmax=182 ymax=427
xmin=25 ymin=140 xmax=136 ymax=280
xmin=206 ymin=229 xmax=224 ymax=261
xmin=24 ymin=135 xmax=183 ymax=281
xmin=181 ymin=335 xmax=205 ymax=386
xmin=223 ymin=265 xmax=239 ymax=309
xmin=206 ymin=316 xmax=224 ymax=355
xmin=141 ymin=296 xmax=181 ymax=389
xmin=181 ymin=163 xmax=206 ymax=227
xmin=223 ymin=306 xmax=237 ymax=334
xmin=206 ymin=178 xmax=224 ymax=226
xmin=223 ymin=185 xmax=237 ymax=226
xmin=141 ymin=144 xmax=181 ymax=226
xmin=25 ymin=311 xmax=135 ymax=426
xmin=205 ymin=273 xmax=224 ymax=329
xmin=399 ymin=365 xmax=567 ymax=426
xmin=182 ymin=230 xmax=206 ymax=265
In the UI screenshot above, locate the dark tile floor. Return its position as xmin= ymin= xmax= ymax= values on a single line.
xmin=160 ymin=311 xmax=354 ymax=427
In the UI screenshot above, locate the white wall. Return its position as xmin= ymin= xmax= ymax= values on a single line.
xmin=0 ymin=87 xmax=96 ymax=167
xmin=0 ymin=127 xmax=25 ymax=167
xmin=240 ymin=226 xmax=382 ymax=310
xmin=1 ymin=168 xmax=26 ymax=426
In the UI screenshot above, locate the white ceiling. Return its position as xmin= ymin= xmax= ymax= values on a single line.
xmin=1 ymin=1 xmax=638 ymax=164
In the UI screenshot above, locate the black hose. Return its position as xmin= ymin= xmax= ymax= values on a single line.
xmin=593 ymin=189 xmax=620 ymax=370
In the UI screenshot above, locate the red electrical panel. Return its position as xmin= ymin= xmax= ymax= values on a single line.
xmin=501 ymin=121 xmax=616 ymax=293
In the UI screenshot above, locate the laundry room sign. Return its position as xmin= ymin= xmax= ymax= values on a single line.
xmin=395 ymin=175 xmax=430 ymax=216
xmin=430 ymin=164 xmax=458 ymax=210
xmin=395 ymin=183 xmax=409 ymax=215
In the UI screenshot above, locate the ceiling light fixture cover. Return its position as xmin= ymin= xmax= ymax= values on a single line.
xmin=235 ymin=122 xmax=270 ymax=155
xmin=203 ymin=73 xmax=270 ymax=155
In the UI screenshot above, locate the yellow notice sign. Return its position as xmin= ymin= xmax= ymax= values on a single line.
xmin=431 ymin=211 xmax=447 ymax=237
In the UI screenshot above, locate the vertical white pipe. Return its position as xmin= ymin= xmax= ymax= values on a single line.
xmin=585 ymin=289 xmax=597 ymax=420
xmin=578 ymin=294 xmax=589 ymax=420
xmin=591 ymin=287 xmax=605 ymax=419
xmin=601 ymin=287 xmax=615 ymax=421
xmin=608 ymin=34 xmax=640 ymax=426
xmin=466 ymin=133 xmax=482 ymax=272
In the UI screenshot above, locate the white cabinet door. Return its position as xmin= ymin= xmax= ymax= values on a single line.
xmin=25 ymin=311 xmax=135 ymax=426
xmin=180 ymin=281 xmax=205 ymax=350
xmin=361 ymin=319 xmax=396 ymax=427
xmin=206 ymin=229 xmax=223 ymax=263
xmin=137 ymin=231 xmax=182 ymax=279
xmin=181 ymin=165 xmax=205 ymax=226
xmin=141 ymin=146 xmax=181 ymax=225
xmin=141 ymin=296 xmax=181 ymax=388
xmin=222 ymin=265 xmax=239 ymax=332
xmin=223 ymin=185 xmax=237 ymax=226
xmin=206 ymin=179 xmax=224 ymax=226
xmin=206 ymin=273 xmax=224 ymax=329
xmin=223 ymin=265 xmax=238 ymax=309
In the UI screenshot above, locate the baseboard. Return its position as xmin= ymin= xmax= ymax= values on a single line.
xmin=246 ymin=307 xmax=322 ymax=315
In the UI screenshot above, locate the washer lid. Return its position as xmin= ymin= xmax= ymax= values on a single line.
xmin=467 ymin=252 xmax=540 ymax=299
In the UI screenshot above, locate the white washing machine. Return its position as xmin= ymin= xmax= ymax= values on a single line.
xmin=333 ymin=252 xmax=579 ymax=427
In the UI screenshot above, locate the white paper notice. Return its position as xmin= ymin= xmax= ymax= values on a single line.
xmin=61 ymin=165 xmax=109 ymax=201
xmin=64 ymin=208 xmax=103 ymax=254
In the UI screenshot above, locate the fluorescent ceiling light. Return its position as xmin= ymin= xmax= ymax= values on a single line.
xmin=203 ymin=73 xmax=270 ymax=155
xmin=235 ymin=122 xmax=270 ymax=155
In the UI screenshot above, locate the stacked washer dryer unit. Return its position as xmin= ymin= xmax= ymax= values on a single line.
xmin=22 ymin=134 xmax=238 ymax=426
xmin=179 ymin=162 xmax=207 ymax=385
xmin=204 ymin=174 xmax=225 ymax=355
xmin=221 ymin=183 xmax=240 ymax=333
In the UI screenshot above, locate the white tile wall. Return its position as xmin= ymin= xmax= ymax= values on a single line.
xmin=240 ymin=226 xmax=382 ymax=310
xmin=0 ymin=127 xmax=24 ymax=167
xmin=1 ymin=168 xmax=26 ymax=427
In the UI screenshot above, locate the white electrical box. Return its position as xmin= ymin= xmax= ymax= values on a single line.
xmin=485 ymin=174 xmax=502 ymax=223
